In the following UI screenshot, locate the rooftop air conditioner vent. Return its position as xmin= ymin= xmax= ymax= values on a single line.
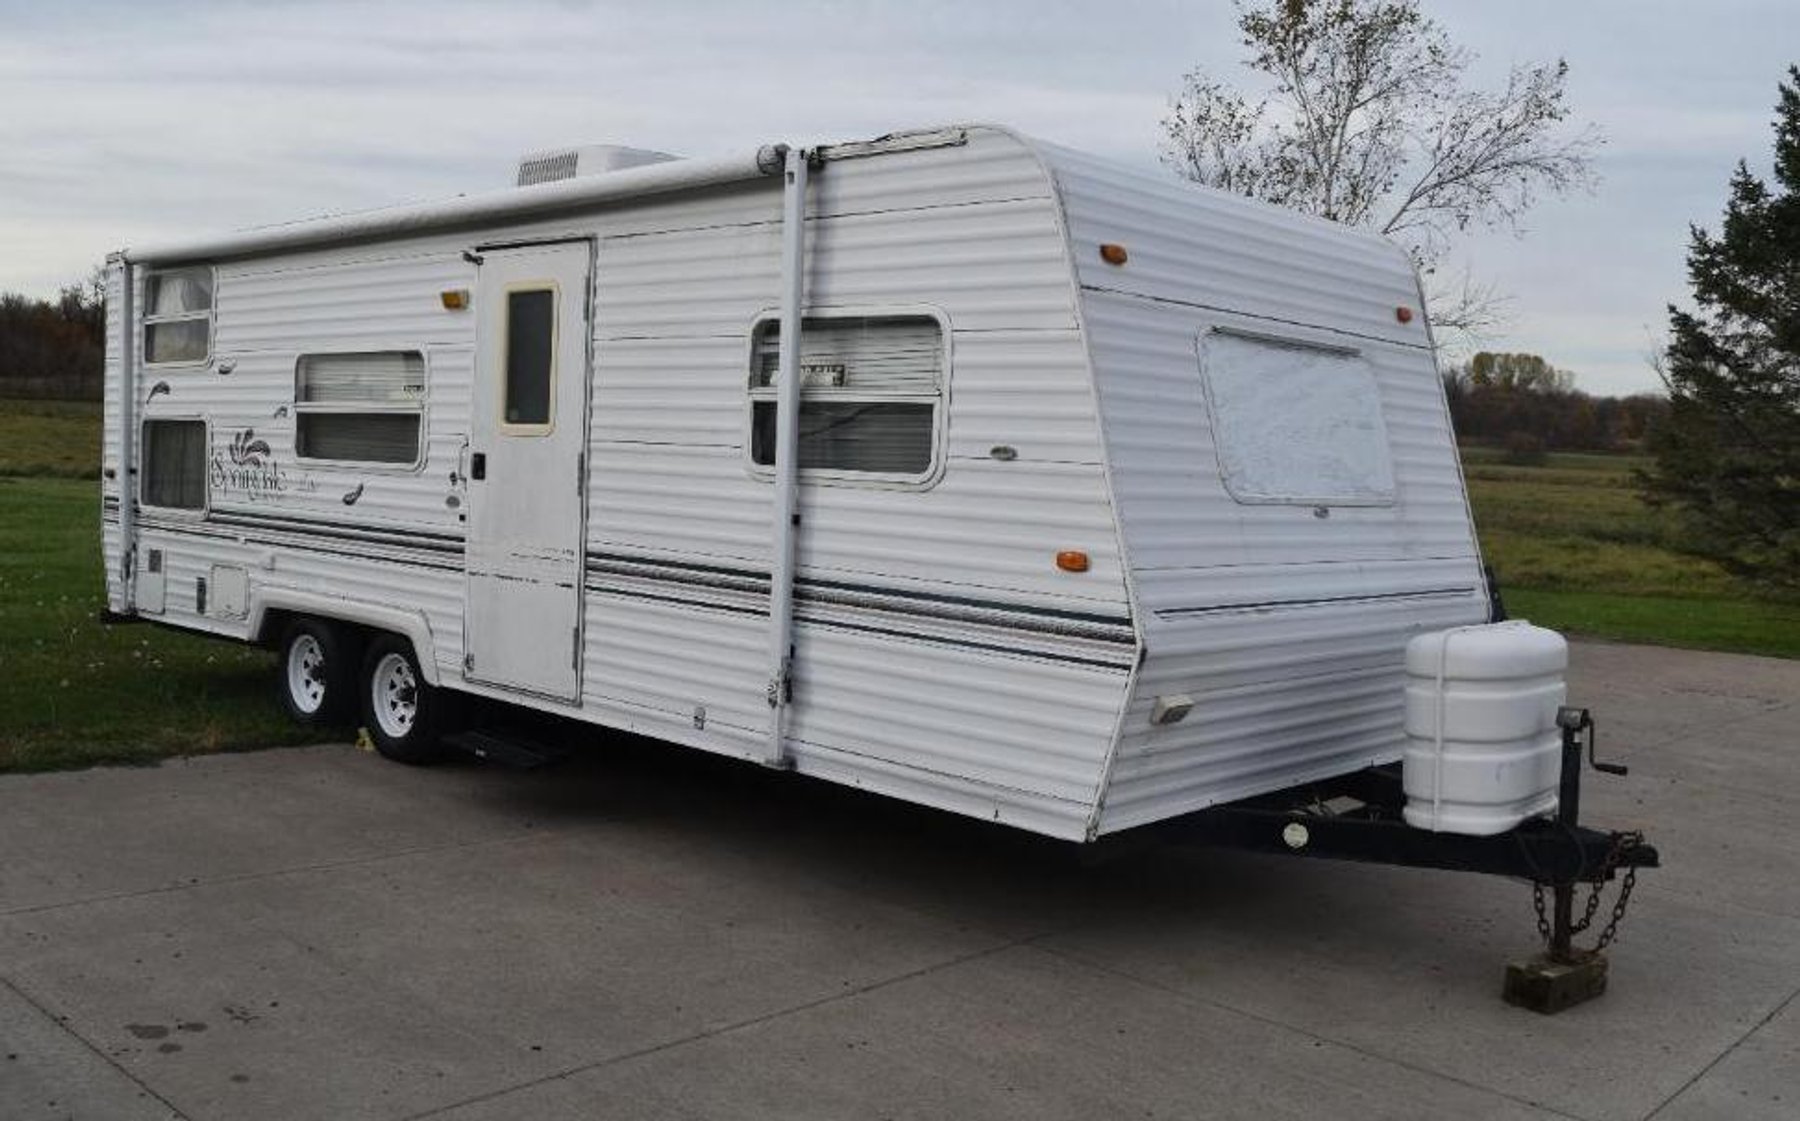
xmin=515 ymin=145 xmax=680 ymax=187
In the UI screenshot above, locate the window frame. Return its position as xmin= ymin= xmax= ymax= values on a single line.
xmin=743 ymin=304 xmax=952 ymax=490
xmin=292 ymin=349 xmax=430 ymax=472
xmin=497 ymin=280 xmax=560 ymax=437
xmin=137 ymin=416 xmax=210 ymax=515
xmin=141 ymin=267 xmax=215 ymax=368
xmin=1196 ymin=326 xmax=1398 ymax=508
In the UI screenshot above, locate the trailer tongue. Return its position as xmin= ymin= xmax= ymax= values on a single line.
xmin=1134 ymin=704 xmax=1656 ymax=1013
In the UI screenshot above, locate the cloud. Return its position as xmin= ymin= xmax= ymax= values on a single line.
xmin=0 ymin=0 xmax=1790 ymax=395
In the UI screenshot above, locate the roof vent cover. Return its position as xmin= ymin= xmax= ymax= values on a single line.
xmin=515 ymin=145 xmax=680 ymax=187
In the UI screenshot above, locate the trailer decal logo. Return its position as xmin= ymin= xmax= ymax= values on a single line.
xmin=210 ymin=427 xmax=318 ymax=503
xmin=228 ymin=429 xmax=272 ymax=467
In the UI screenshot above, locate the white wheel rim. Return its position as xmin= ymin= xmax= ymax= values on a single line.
xmin=286 ymin=634 xmax=327 ymax=714
xmin=372 ymin=652 xmax=419 ymax=740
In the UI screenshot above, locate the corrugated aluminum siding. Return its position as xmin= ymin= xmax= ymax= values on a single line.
xmin=99 ymin=127 xmax=1134 ymax=841
xmin=1030 ymin=141 xmax=1490 ymax=834
xmin=100 ymin=261 xmax=126 ymax=612
xmin=587 ymin=127 xmax=1131 ymax=838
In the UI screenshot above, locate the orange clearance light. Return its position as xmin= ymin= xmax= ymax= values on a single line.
xmin=1395 ymin=305 xmax=1414 ymax=324
xmin=441 ymin=289 xmax=471 ymax=310
xmin=1056 ymin=550 xmax=1091 ymax=573
xmin=1099 ymin=242 xmax=1129 ymax=266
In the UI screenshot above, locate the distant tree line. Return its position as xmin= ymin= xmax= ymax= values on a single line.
xmin=0 ymin=272 xmax=105 ymax=401
xmin=1442 ymin=351 xmax=1669 ymax=460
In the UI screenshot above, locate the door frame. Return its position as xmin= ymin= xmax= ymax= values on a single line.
xmin=462 ymin=235 xmax=597 ymax=703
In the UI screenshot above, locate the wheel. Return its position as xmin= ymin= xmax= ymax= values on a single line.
xmin=279 ymin=619 xmax=355 ymax=725
xmin=359 ymin=635 xmax=447 ymax=764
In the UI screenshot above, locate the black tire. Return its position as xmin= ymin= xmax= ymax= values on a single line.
xmin=358 ymin=635 xmax=448 ymax=764
xmin=278 ymin=618 xmax=356 ymax=726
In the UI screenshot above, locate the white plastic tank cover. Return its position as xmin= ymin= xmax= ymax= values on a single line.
xmin=1402 ymin=622 xmax=1568 ymax=836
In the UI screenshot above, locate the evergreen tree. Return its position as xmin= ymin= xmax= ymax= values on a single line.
xmin=1641 ymin=68 xmax=1800 ymax=589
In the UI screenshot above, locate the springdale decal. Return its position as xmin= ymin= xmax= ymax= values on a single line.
xmin=209 ymin=427 xmax=320 ymax=503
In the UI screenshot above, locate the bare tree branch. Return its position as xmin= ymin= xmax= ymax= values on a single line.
xmin=1423 ymin=266 xmax=1514 ymax=354
xmin=1161 ymin=0 xmax=1601 ymax=321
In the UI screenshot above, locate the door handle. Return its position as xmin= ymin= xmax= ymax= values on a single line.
xmin=470 ymin=452 xmax=486 ymax=480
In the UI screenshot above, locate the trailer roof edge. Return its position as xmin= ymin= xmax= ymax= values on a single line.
xmin=122 ymin=144 xmax=788 ymax=266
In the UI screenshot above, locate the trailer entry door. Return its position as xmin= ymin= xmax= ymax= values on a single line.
xmin=464 ymin=241 xmax=592 ymax=700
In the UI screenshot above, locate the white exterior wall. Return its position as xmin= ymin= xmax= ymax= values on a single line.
xmin=1032 ymin=142 xmax=1489 ymax=834
xmin=101 ymin=260 xmax=126 ymax=612
xmin=101 ymin=124 xmax=1498 ymax=842
xmin=103 ymin=128 xmax=1134 ymax=840
xmin=579 ymin=129 xmax=1131 ymax=837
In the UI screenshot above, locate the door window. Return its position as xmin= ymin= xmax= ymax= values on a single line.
xmin=503 ymin=287 xmax=556 ymax=431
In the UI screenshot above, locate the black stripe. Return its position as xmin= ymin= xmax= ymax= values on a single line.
xmin=208 ymin=510 xmax=465 ymax=553
xmin=131 ymin=517 xmax=461 ymax=573
xmin=589 ymin=550 xmax=766 ymax=584
xmin=586 ymin=550 xmax=1136 ymax=641
xmin=588 ymin=580 xmax=1134 ymax=670
xmin=802 ymin=571 xmax=1131 ymax=629
xmin=115 ymin=523 xmax=1135 ymax=651
xmin=795 ymin=612 xmax=1133 ymax=670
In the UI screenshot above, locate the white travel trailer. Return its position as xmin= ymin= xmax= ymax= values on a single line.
xmin=101 ymin=124 xmax=1496 ymax=843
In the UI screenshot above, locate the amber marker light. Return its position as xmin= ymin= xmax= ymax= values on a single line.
xmin=1395 ymin=305 xmax=1414 ymax=324
xmin=1056 ymin=550 xmax=1091 ymax=573
xmin=441 ymin=289 xmax=471 ymax=310
xmin=1099 ymin=243 xmax=1128 ymax=266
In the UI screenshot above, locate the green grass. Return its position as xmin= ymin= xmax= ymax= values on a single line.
xmin=1462 ymin=445 xmax=1797 ymax=657
xmin=1504 ymin=589 xmax=1800 ymax=659
xmin=0 ymin=398 xmax=101 ymax=478
xmin=0 ymin=476 xmax=332 ymax=773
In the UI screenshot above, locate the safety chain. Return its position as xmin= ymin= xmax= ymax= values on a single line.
xmin=1532 ymin=830 xmax=1645 ymax=954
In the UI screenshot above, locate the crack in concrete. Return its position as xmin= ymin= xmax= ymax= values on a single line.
xmin=1602 ymin=695 xmax=1797 ymax=758
xmin=1027 ymin=939 xmax=1601 ymax=1121
xmin=0 ymin=973 xmax=193 ymax=1121
xmin=0 ymin=828 xmax=557 ymax=919
xmin=1642 ymin=982 xmax=1800 ymax=1120
xmin=397 ymin=936 xmax=1035 ymax=1121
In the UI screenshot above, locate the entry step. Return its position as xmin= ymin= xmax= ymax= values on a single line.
xmin=443 ymin=729 xmax=570 ymax=769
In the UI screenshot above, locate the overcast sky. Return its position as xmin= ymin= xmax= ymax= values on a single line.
xmin=2 ymin=1 xmax=1792 ymax=394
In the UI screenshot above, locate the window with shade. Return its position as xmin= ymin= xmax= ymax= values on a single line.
xmin=748 ymin=313 xmax=946 ymax=482
xmin=140 ymin=419 xmax=208 ymax=509
xmin=143 ymin=268 xmax=213 ymax=365
xmin=294 ymin=351 xmax=426 ymax=466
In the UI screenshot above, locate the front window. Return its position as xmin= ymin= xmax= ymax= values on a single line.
xmin=1198 ymin=329 xmax=1396 ymax=506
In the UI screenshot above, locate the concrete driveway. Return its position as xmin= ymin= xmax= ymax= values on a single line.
xmin=2 ymin=640 xmax=1796 ymax=1121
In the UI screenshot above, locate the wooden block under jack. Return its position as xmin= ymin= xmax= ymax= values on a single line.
xmin=1503 ymin=951 xmax=1610 ymax=1014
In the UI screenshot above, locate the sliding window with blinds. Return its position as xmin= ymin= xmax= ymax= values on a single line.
xmin=294 ymin=351 xmax=426 ymax=465
xmin=748 ymin=313 xmax=946 ymax=481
